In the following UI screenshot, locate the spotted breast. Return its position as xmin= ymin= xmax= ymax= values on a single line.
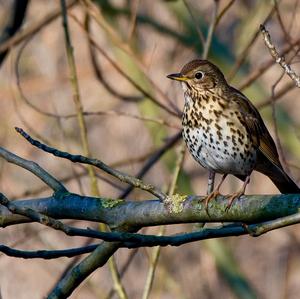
xmin=182 ymin=88 xmax=257 ymax=177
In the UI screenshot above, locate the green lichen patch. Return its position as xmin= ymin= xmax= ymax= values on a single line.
xmin=165 ymin=194 xmax=187 ymax=213
xmin=101 ymin=198 xmax=124 ymax=209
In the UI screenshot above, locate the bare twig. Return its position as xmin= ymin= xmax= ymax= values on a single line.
xmin=270 ymin=72 xmax=290 ymax=174
xmin=59 ymin=110 xmax=180 ymax=129
xmin=238 ymin=36 xmax=300 ymax=90
xmin=74 ymin=5 xmax=180 ymax=117
xmin=182 ymin=0 xmax=205 ymax=46
xmin=109 ymin=256 xmax=129 ymax=299
xmin=274 ymin=0 xmax=293 ymax=44
xmin=60 ymin=0 xmax=100 ymax=196
xmin=257 ymin=81 xmax=295 ymax=109
xmin=15 ymin=127 xmax=167 ymax=201
xmin=85 ymin=13 xmax=142 ymax=103
xmin=105 ymin=249 xmax=139 ymax=299
xmin=228 ymin=4 xmax=276 ymax=81
xmin=15 ymin=33 xmax=63 ymax=119
xmin=120 ymin=131 xmax=181 ymax=199
xmin=12 ymin=89 xmax=54 ymax=146
xmin=260 ymin=24 xmax=300 ymax=87
xmin=201 ymin=0 xmax=222 ymax=192
xmin=0 ymin=0 xmax=29 ymax=66
xmin=0 ymin=0 xmax=78 ymax=54
xmin=0 ymin=243 xmax=99 ymax=259
xmin=127 ymin=0 xmax=140 ymax=42
xmin=215 ymin=0 xmax=236 ymax=26
xmin=202 ymin=0 xmax=219 ymax=59
xmin=142 ymin=142 xmax=186 ymax=299
xmin=48 ymin=240 xmax=121 ymax=298
xmin=0 ymin=147 xmax=66 ymax=193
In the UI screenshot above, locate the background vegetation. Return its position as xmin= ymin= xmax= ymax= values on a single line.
xmin=1 ymin=0 xmax=300 ymax=298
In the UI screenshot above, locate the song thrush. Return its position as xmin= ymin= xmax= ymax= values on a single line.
xmin=167 ymin=59 xmax=300 ymax=209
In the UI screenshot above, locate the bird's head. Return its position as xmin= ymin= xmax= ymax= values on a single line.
xmin=167 ymin=59 xmax=227 ymax=91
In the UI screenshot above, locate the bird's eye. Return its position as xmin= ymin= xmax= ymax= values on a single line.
xmin=195 ymin=72 xmax=203 ymax=80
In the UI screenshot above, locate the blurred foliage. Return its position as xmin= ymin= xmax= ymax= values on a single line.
xmin=1 ymin=0 xmax=300 ymax=298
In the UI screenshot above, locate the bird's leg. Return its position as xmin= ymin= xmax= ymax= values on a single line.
xmin=204 ymin=174 xmax=227 ymax=212
xmin=225 ymin=176 xmax=250 ymax=211
xmin=207 ymin=171 xmax=215 ymax=194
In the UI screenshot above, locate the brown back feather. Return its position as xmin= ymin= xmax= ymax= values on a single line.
xmin=228 ymin=87 xmax=283 ymax=170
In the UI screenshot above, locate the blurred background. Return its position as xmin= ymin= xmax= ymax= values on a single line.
xmin=1 ymin=0 xmax=300 ymax=298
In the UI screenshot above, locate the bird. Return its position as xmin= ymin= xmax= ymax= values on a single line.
xmin=167 ymin=59 xmax=300 ymax=209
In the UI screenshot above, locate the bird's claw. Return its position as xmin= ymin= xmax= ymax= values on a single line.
xmin=203 ymin=190 xmax=221 ymax=215
xmin=225 ymin=191 xmax=244 ymax=211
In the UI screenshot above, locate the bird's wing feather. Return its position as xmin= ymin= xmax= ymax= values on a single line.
xmin=229 ymin=87 xmax=282 ymax=170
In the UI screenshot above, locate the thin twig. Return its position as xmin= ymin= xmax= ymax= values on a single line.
xmin=105 ymin=249 xmax=139 ymax=299
xmin=12 ymin=88 xmax=54 ymax=146
xmin=85 ymin=13 xmax=142 ymax=102
xmin=270 ymin=72 xmax=290 ymax=174
xmin=201 ymin=0 xmax=221 ymax=192
xmin=15 ymin=34 xmax=62 ymax=119
xmin=202 ymin=0 xmax=219 ymax=59
xmin=215 ymin=0 xmax=236 ymax=26
xmin=0 ymin=243 xmax=99 ymax=259
xmin=53 ymin=103 xmax=85 ymax=195
xmin=10 ymin=169 xmax=88 ymax=200
xmin=58 ymin=110 xmax=180 ymax=129
xmin=76 ymin=3 xmax=180 ymax=117
xmin=0 ymin=0 xmax=78 ymax=54
xmin=15 ymin=127 xmax=167 ymax=201
xmin=0 ymin=147 xmax=66 ymax=193
xmin=260 ymin=24 xmax=300 ymax=87
xmin=127 ymin=0 xmax=140 ymax=42
xmin=142 ymin=142 xmax=186 ymax=299
xmin=257 ymin=81 xmax=295 ymax=109
xmin=0 ymin=0 xmax=29 ymax=66
xmin=120 ymin=132 xmax=181 ymax=199
xmin=60 ymin=0 xmax=100 ymax=196
xmin=228 ymin=4 xmax=276 ymax=81
xmin=274 ymin=0 xmax=293 ymax=44
xmin=182 ymin=0 xmax=205 ymax=46
xmin=109 ymin=256 xmax=129 ymax=299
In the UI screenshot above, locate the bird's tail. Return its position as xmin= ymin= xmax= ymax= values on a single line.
xmin=256 ymin=161 xmax=300 ymax=194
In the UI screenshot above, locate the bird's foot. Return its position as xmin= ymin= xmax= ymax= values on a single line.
xmin=225 ymin=190 xmax=244 ymax=212
xmin=203 ymin=190 xmax=221 ymax=215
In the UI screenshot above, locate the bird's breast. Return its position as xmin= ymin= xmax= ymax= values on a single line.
xmin=182 ymin=95 xmax=257 ymax=175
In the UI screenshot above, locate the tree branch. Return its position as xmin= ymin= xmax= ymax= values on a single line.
xmin=0 ymin=243 xmax=99 ymax=259
xmin=1 ymin=192 xmax=300 ymax=250
xmin=1 ymin=192 xmax=300 ymax=229
xmin=0 ymin=147 xmax=67 ymax=193
xmin=260 ymin=24 xmax=300 ymax=87
xmin=0 ymin=0 xmax=29 ymax=66
xmin=15 ymin=127 xmax=167 ymax=201
xmin=48 ymin=241 xmax=121 ymax=299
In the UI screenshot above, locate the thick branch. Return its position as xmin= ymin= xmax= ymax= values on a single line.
xmin=48 ymin=241 xmax=121 ymax=299
xmin=1 ymin=193 xmax=300 ymax=229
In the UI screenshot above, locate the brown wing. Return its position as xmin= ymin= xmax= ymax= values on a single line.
xmin=228 ymin=87 xmax=283 ymax=170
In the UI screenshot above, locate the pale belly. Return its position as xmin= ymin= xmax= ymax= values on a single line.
xmin=182 ymin=124 xmax=257 ymax=176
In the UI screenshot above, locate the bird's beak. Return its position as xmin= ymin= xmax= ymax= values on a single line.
xmin=167 ymin=73 xmax=188 ymax=81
